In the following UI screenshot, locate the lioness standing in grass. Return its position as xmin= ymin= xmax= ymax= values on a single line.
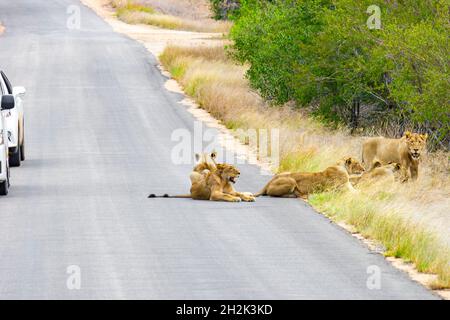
xmin=362 ymin=131 xmax=428 ymax=181
xmin=254 ymin=157 xmax=365 ymax=198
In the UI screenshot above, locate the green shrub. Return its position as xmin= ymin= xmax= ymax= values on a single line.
xmin=230 ymin=0 xmax=449 ymax=148
xmin=230 ymin=0 xmax=328 ymax=103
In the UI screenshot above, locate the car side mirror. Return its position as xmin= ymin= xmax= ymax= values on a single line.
xmin=13 ymin=86 xmax=26 ymax=97
xmin=1 ymin=95 xmax=15 ymax=110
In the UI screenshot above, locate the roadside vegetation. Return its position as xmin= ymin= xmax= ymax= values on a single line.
xmin=209 ymin=0 xmax=240 ymax=20
xmin=229 ymin=0 xmax=449 ymax=149
xmin=110 ymin=0 xmax=231 ymax=33
xmin=160 ymin=44 xmax=450 ymax=289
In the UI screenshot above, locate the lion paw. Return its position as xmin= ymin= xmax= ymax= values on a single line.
xmin=239 ymin=192 xmax=256 ymax=202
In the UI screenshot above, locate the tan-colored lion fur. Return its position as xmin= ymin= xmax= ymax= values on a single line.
xmin=351 ymin=161 xmax=401 ymax=186
xmin=362 ymin=131 xmax=427 ymax=181
xmin=190 ymin=151 xmax=217 ymax=184
xmin=183 ymin=152 xmax=255 ymax=202
xmin=190 ymin=163 xmax=255 ymax=202
xmin=255 ymin=157 xmax=365 ymax=198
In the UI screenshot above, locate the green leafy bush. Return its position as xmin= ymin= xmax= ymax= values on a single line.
xmin=230 ymin=0 xmax=449 ymax=148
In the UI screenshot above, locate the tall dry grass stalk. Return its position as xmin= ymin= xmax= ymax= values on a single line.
xmin=160 ymin=44 xmax=450 ymax=288
xmin=111 ymin=0 xmax=231 ymax=33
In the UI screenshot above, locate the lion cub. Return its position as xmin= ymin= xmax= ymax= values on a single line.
xmin=255 ymin=157 xmax=365 ymax=198
xmin=362 ymin=131 xmax=427 ymax=181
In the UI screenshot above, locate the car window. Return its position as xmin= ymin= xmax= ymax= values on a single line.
xmin=0 ymin=71 xmax=12 ymax=94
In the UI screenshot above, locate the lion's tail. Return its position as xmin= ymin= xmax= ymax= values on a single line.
xmin=253 ymin=185 xmax=268 ymax=197
xmin=148 ymin=193 xmax=191 ymax=199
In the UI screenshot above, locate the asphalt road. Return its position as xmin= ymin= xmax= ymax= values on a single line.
xmin=0 ymin=0 xmax=438 ymax=299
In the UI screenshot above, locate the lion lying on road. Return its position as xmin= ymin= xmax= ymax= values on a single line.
xmin=254 ymin=157 xmax=365 ymax=198
xmin=362 ymin=131 xmax=427 ymax=181
xmin=190 ymin=163 xmax=255 ymax=202
xmin=149 ymin=152 xmax=255 ymax=202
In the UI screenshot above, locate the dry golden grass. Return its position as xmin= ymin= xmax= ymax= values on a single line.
xmin=160 ymin=44 xmax=450 ymax=288
xmin=139 ymin=0 xmax=213 ymax=20
xmin=111 ymin=0 xmax=231 ymax=33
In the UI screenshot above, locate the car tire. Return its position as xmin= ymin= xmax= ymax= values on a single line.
xmin=20 ymin=127 xmax=25 ymax=161
xmin=0 ymin=177 xmax=8 ymax=196
xmin=9 ymin=146 xmax=21 ymax=167
xmin=9 ymin=125 xmax=21 ymax=167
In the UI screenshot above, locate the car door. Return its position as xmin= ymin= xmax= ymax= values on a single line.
xmin=0 ymin=71 xmax=21 ymax=149
xmin=0 ymin=77 xmax=8 ymax=150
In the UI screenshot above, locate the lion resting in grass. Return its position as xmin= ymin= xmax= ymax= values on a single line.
xmin=149 ymin=152 xmax=255 ymax=202
xmin=254 ymin=157 xmax=365 ymax=198
xmin=362 ymin=131 xmax=427 ymax=181
xmin=350 ymin=161 xmax=401 ymax=186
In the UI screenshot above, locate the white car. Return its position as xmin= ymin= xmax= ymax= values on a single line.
xmin=0 ymin=94 xmax=15 ymax=195
xmin=0 ymin=71 xmax=26 ymax=167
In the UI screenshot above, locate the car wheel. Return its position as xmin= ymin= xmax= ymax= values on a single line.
xmin=0 ymin=177 xmax=8 ymax=196
xmin=20 ymin=120 xmax=25 ymax=161
xmin=9 ymin=125 xmax=21 ymax=167
xmin=9 ymin=146 xmax=21 ymax=167
xmin=20 ymin=139 xmax=25 ymax=162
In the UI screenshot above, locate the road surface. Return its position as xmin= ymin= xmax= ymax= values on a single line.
xmin=0 ymin=0 xmax=437 ymax=299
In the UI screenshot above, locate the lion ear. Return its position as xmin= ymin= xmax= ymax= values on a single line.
xmin=195 ymin=153 xmax=201 ymax=161
xmin=345 ymin=158 xmax=352 ymax=165
xmin=395 ymin=163 xmax=401 ymax=170
xmin=373 ymin=161 xmax=382 ymax=168
xmin=210 ymin=150 xmax=217 ymax=159
xmin=421 ymin=133 xmax=428 ymax=141
xmin=404 ymin=131 xmax=412 ymax=139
